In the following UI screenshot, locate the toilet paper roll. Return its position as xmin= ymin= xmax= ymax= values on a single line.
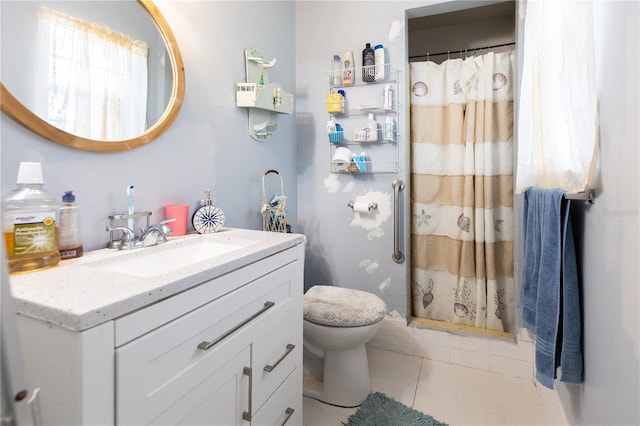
xmin=353 ymin=201 xmax=372 ymax=214
xmin=332 ymin=147 xmax=353 ymax=171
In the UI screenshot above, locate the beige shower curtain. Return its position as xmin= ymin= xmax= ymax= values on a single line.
xmin=410 ymin=51 xmax=515 ymax=332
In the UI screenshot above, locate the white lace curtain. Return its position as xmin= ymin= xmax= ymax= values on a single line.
xmin=36 ymin=7 xmax=149 ymax=141
xmin=515 ymin=0 xmax=599 ymax=193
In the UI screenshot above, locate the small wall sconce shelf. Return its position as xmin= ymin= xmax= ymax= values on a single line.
xmin=236 ymin=48 xmax=294 ymax=141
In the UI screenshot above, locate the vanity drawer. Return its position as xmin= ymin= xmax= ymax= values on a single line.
xmin=116 ymin=262 xmax=297 ymax=425
xmin=252 ymin=298 xmax=302 ymax=413
xmin=252 ymin=367 xmax=303 ymax=426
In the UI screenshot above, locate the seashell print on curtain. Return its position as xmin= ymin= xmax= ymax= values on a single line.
xmin=409 ymin=51 xmax=516 ymax=332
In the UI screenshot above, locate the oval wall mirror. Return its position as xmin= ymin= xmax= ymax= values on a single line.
xmin=0 ymin=0 xmax=185 ymax=152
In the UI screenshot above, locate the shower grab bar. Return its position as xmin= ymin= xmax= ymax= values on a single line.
xmin=392 ymin=179 xmax=405 ymax=264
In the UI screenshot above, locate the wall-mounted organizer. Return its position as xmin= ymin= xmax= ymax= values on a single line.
xmin=327 ymin=65 xmax=399 ymax=174
xmin=236 ymin=48 xmax=294 ymax=141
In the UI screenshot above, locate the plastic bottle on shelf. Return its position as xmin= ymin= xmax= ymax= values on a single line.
xmin=383 ymin=84 xmax=393 ymax=111
xmin=367 ymin=113 xmax=379 ymax=142
xmin=383 ymin=116 xmax=396 ymax=142
xmin=342 ymin=50 xmax=355 ymax=86
xmin=59 ymin=190 xmax=83 ymax=260
xmin=337 ymin=89 xmax=347 ymax=113
xmin=330 ymin=54 xmax=342 ymax=87
xmin=2 ymin=162 xmax=61 ymax=274
xmin=362 ymin=43 xmax=375 ymax=83
xmin=375 ymin=44 xmax=386 ymax=81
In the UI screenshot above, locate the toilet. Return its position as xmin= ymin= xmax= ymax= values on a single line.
xmin=302 ymin=285 xmax=386 ymax=407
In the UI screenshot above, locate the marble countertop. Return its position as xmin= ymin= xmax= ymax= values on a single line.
xmin=9 ymin=228 xmax=306 ymax=332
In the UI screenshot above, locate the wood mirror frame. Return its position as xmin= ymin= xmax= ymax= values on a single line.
xmin=0 ymin=0 xmax=185 ymax=152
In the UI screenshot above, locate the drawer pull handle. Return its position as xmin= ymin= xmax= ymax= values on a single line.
xmin=281 ymin=407 xmax=295 ymax=426
xmin=264 ymin=344 xmax=295 ymax=372
xmin=242 ymin=367 xmax=252 ymax=422
xmin=197 ymin=301 xmax=275 ymax=350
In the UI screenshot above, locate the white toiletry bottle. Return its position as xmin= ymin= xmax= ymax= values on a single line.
xmin=342 ymin=50 xmax=355 ymax=86
xmin=59 ymin=190 xmax=83 ymax=259
xmin=383 ymin=84 xmax=393 ymax=111
xmin=367 ymin=113 xmax=379 ymax=142
xmin=375 ymin=44 xmax=386 ymax=81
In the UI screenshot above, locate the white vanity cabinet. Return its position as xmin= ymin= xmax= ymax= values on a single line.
xmin=11 ymin=230 xmax=305 ymax=426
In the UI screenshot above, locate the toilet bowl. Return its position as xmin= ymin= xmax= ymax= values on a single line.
xmin=302 ymin=285 xmax=386 ymax=407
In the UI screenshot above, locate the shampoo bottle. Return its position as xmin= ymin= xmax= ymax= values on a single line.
xmin=367 ymin=113 xmax=379 ymax=142
xmin=59 ymin=191 xmax=83 ymax=259
xmin=375 ymin=44 xmax=386 ymax=81
xmin=342 ymin=50 xmax=355 ymax=86
xmin=362 ymin=43 xmax=375 ymax=82
xmin=2 ymin=162 xmax=60 ymax=274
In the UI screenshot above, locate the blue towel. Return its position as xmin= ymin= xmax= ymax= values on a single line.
xmin=520 ymin=187 xmax=583 ymax=389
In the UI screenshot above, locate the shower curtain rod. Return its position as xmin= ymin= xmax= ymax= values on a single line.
xmin=409 ymin=42 xmax=515 ymax=60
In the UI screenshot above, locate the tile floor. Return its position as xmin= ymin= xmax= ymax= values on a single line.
xmin=303 ymin=346 xmax=549 ymax=426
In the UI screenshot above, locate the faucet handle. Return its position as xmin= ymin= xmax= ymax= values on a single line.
xmin=159 ymin=218 xmax=176 ymax=236
xmin=105 ymin=225 xmax=138 ymax=250
xmin=105 ymin=225 xmax=135 ymax=241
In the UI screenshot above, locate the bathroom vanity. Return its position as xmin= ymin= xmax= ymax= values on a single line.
xmin=9 ymin=228 xmax=306 ymax=425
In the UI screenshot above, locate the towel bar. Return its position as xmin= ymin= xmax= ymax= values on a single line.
xmin=563 ymin=189 xmax=595 ymax=204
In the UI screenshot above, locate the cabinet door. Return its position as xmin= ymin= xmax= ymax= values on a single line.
xmin=150 ymin=346 xmax=250 ymax=426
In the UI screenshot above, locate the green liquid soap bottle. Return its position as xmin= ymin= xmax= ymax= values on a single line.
xmin=2 ymin=162 xmax=61 ymax=274
xmin=59 ymin=190 xmax=83 ymax=260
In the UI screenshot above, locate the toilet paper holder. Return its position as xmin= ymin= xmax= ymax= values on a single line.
xmin=347 ymin=201 xmax=378 ymax=211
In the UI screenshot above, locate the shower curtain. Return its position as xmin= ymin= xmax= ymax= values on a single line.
xmin=410 ymin=51 xmax=515 ymax=332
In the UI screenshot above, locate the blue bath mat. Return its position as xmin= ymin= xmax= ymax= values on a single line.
xmin=343 ymin=392 xmax=448 ymax=426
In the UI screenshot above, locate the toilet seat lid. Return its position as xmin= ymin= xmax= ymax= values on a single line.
xmin=303 ymin=285 xmax=387 ymax=327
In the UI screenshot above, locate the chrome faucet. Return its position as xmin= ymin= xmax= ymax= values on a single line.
xmin=140 ymin=218 xmax=175 ymax=247
xmin=105 ymin=218 xmax=175 ymax=250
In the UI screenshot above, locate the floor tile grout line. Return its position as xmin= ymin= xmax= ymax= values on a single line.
xmin=411 ymin=356 xmax=424 ymax=408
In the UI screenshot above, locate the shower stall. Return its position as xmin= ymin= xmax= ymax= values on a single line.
xmin=407 ymin=1 xmax=518 ymax=335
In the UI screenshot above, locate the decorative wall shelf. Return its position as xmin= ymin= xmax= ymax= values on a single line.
xmin=236 ymin=48 xmax=294 ymax=141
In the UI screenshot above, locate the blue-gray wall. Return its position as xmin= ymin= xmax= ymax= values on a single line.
xmin=1 ymin=1 xmax=298 ymax=251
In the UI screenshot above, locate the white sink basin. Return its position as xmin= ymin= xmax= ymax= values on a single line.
xmin=92 ymin=238 xmax=251 ymax=277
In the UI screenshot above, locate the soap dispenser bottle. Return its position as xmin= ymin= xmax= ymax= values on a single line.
xmin=59 ymin=190 xmax=83 ymax=259
xmin=192 ymin=190 xmax=225 ymax=234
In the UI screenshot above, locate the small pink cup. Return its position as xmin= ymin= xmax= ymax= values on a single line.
xmin=164 ymin=204 xmax=189 ymax=236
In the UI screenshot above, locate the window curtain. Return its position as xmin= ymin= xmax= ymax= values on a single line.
xmin=36 ymin=7 xmax=149 ymax=141
xmin=515 ymin=0 xmax=599 ymax=193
